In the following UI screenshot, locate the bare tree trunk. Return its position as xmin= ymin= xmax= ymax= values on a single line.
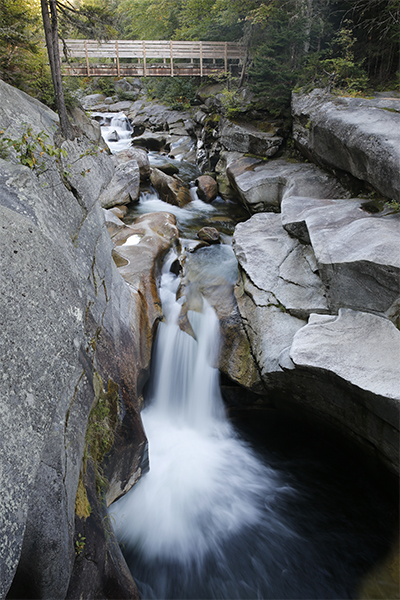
xmin=41 ymin=0 xmax=74 ymax=140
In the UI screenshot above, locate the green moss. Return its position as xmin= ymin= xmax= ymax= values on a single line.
xmin=75 ymin=473 xmax=91 ymax=519
xmin=83 ymin=373 xmax=121 ymax=498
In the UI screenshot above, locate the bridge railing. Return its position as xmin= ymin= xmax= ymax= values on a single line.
xmin=60 ymin=39 xmax=246 ymax=77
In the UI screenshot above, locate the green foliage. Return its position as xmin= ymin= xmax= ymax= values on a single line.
xmin=75 ymin=533 xmax=86 ymax=555
xmin=142 ymin=76 xmax=200 ymax=109
xmin=302 ymin=21 xmax=369 ymax=93
xmin=0 ymin=0 xmax=42 ymax=88
xmin=0 ymin=125 xmax=67 ymax=172
xmin=58 ymin=0 xmax=120 ymax=40
xmin=385 ymin=200 xmax=400 ymax=213
xmin=116 ymin=0 xmax=181 ymax=39
xmin=248 ymin=2 xmax=307 ymax=116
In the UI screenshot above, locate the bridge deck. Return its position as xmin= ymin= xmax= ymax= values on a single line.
xmin=60 ymin=39 xmax=245 ymax=77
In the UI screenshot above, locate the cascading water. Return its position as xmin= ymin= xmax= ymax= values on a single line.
xmin=98 ymin=113 xmax=398 ymax=600
xmin=92 ymin=111 xmax=133 ymax=153
xmin=110 ymin=249 xmax=397 ymax=600
xmin=111 ymin=252 xmax=299 ymax=598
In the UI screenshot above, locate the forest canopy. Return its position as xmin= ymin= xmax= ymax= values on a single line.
xmin=0 ymin=0 xmax=398 ymax=114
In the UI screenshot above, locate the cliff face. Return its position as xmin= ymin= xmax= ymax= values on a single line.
xmin=0 ymin=80 xmax=150 ymax=598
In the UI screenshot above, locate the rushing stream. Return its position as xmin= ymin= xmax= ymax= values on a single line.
xmin=101 ymin=114 xmax=398 ymax=600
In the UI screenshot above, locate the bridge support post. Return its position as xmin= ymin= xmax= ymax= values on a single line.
xmin=116 ymin=41 xmax=120 ymax=77
xmin=84 ymin=40 xmax=90 ymax=76
xmin=142 ymin=41 xmax=147 ymax=76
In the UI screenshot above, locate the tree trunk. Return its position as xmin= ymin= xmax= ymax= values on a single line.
xmin=41 ymin=0 xmax=74 ymax=140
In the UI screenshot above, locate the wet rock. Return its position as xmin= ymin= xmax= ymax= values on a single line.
xmin=150 ymin=167 xmax=191 ymax=207
xmin=108 ymin=129 xmax=120 ymax=142
xmin=131 ymin=131 xmax=168 ymax=151
xmin=170 ymin=258 xmax=182 ymax=275
xmin=110 ymin=206 xmax=127 ymax=219
xmin=195 ymin=175 xmax=218 ymax=203
xmin=292 ymin=89 xmax=400 ymax=201
xmin=115 ymin=147 xmax=151 ymax=181
xmin=156 ymin=162 xmax=180 ymax=176
xmin=99 ymin=160 xmax=140 ymax=208
xmin=197 ymin=226 xmax=221 ymax=244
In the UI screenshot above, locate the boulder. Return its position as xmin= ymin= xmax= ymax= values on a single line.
xmin=168 ymin=134 xmax=196 ymax=162
xmin=281 ymin=195 xmax=400 ymax=313
xmin=292 ymin=89 xmax=400 ymax=201
xmin=227 ymin=157 xmax=347 ymax=214
xmin=150 ymin=167 xmax=191 ymax=207
xmin=99 ymin=160 xmax=140 ymax=208
xmin=197 ymin=226 xmax=221 ymax=244
xmin=196 ymin=82 xmax=225 ymax=103
xmin=107 ymin=129 xmax=120 ymax=142
xmin=115 ymin=147 xmax=151 ymax=181
xmin=195 ymin=175 xmax=218 ymax=203
xmin=233 ymin=213 xmax=328 ymax=320
xmin=81 ymin=93 xmax=106 ymax=109
xmin=131 ymin=131 xmax=168 ymax=150
xmin=155 ymin=162 xmax=180 ymax=176
xmin=289 ymin=309 xmax=400 ymax=471
xmin=220 ymin=119 xmax=283 ymax=158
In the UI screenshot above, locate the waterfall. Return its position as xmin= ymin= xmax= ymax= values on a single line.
xmin=110 ymin=252 xmax=298 ymax=597
xmin=99 ymin=114 xmax=398 ymax=600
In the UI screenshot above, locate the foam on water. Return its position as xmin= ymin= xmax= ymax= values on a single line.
xmin=111 ymin=253 xmax=293 ymax=573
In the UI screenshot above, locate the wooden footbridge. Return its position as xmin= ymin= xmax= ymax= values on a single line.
xmin=60 ymin=39 xmax=246 ymax=77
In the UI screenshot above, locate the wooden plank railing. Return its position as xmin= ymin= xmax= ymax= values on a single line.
xmin=60 ymin=39 xmax=245 ymax=77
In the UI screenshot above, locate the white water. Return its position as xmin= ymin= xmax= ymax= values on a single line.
xmin=92 ymin=111 xmax=133 ymax=153
xmin=111 ymin=253 xmax=294 ymax=572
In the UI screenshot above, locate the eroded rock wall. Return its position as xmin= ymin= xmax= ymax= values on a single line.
xmin=0 ymin=80 xmax=154 ymax=599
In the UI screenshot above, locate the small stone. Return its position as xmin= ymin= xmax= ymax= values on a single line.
xmin=197 ymin=227 xmax=220 ymax=244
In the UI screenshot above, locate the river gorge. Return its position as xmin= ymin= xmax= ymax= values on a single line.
xmin=0 ymin=78 xmax=399 ymax=599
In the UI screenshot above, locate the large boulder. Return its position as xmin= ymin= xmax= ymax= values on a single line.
xmin=281 ymin=195 xmax=400 ymax=313
xmin=99 ymin=159 xmax=140 ymax=208
xmin=219 ymin=119 xmax=283 ymax=158
xmin=232 ymin=213 xmax=328 ymax=384
xmin=131 ymin=131 xmax=168 ymax=151
xmin=288 ymin=309 xmax=400 ymax=471
xmin=150 ymin=167 xmax=192 ymax=207
xmin=292 ymin=89 xmax=400 ymax=201
xmin=115 ymin=146 xmax=151 ymax=181
xmin=195 ymin=174 xmax=218 ymax=202
xmin=227 ymin=157 xmax=347 ymax=213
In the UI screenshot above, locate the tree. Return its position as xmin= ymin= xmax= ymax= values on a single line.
xmin=0 ymin=0 xmax=39 ymax=86
xmin=40 ymin=0 xmax=74 ymax=139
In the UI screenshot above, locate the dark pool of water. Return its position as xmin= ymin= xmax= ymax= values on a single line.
xmin=121 ymin=407 xmax=398 ymax=600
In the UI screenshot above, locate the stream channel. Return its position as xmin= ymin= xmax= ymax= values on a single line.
xmin=99 ymin=113 xmax=398 ymax=600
